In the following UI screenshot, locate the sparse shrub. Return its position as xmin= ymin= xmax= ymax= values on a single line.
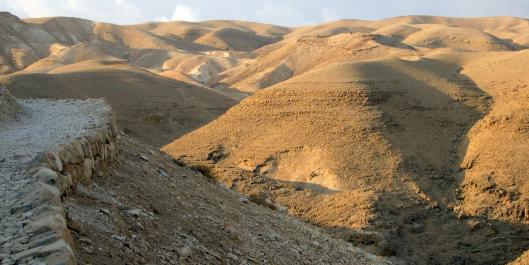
xmin=248 ymin=192 xmax=279 ymax=210
xmin=191 ymin=164 xmax=216 ymax=180
xmin=172 ymin=157 xmax=186 ymax=167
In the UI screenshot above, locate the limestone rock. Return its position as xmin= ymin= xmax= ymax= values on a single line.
xmin=0 ymin=85 xmax=17 ymax=121
xmin=11 ymin=240 xmax=74 ymax=263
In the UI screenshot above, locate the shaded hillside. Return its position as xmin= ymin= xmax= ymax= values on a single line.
xmin=442 ymin=50 xmax=529 ymax=224
xmin=0 ymin=63 xmax=237 ymax=147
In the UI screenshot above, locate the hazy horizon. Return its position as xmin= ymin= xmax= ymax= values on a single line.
xmin=1 ymin=0 xmax=529 ymax=26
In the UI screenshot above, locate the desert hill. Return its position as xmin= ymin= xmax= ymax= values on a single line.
xmin=216 ymin=16 xmax=529 ymax=92
xmin=0 ymin=63 xmax=237 ymax=147
xmin=217 ymin=33 xmax=418 ymax=92
xmin=3 ymin=12 xmax=529 ymax=96
xmin=2 ymin=12 xmax=529 ymax=265
xmin=163 ymin=50 xmax=529 ymax=264
xmin=194 ymin=27 xmax=280 ymax=52
xmin=0 ymin=12 xmax=288 ymax=97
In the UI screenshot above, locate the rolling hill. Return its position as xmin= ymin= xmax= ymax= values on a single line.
xmin=0 ymin=63 xmax=237 ymax=147
xmin=2 ymin=12 xmax=529 ymax=264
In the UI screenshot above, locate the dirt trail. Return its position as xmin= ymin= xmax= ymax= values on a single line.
xmin=0 ymin=92 xmax=109 ymax=264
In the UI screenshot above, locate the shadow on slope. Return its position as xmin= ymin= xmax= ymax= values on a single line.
xmin=162 ymin=57 xmax=529 ymax=264
xmin=0 ymin=65 xmax=238 ymax=147
xmin=348 ymin=59 xmax=529 ymax=264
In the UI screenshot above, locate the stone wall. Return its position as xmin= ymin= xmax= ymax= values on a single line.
xmin=5 ymin=111 xmax=119 ymax=265
xmin=0 ymin=85 xmax=18 ymax=120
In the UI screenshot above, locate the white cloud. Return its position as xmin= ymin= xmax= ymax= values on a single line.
xmin=322 ymin=7 xmax=340 ymax=22
xmin=171 ymin=5 xmax=198 ymax=21
xmin=0 ymin=0 xmax=143 ymax=24
xmin=154 ymin=4 xmax=199 ymax=22
xmin=1 ymin=0 xmax=528 ymax=26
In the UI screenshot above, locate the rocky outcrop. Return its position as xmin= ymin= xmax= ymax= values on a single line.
xmin=255 ymin=64 xmax=293 ymax=89
xmin=0 ymin=85 xmax=17 ymax=120
xmin=1 ymin=97 xmax=118 ymax=265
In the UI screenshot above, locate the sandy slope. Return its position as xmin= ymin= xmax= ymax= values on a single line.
xmin=217 ymin=16 xmax=529 ymax=92
xmin=442 ymin=50 xmax=529 ymax=223
xmin=0 ymin=12 xmax=288 ymax=94
xmin=163 ymin=52 xmax=529 ymax=264
xmin=218 ymin=33 xmax=418 ymax=92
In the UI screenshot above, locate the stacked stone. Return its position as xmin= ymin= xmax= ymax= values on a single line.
xmin=2 ymin=112 xmax=118 ymax=265
xmin=0 ymin=85 xmax=18 ymax=120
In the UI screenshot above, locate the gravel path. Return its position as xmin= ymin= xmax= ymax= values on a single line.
xmin=0 ymin=98 xmax=109 ymax=254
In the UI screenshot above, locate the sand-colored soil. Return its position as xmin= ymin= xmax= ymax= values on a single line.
xmin=163 ymin=41 xmax=529 ymax=265
xmin=3 ymin=11 xmax=529 ymax=264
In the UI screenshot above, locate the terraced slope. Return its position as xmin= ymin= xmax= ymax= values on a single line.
xmin=218 ymin=33 xmax=418 ymax=92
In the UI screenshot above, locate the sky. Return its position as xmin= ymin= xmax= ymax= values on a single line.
xmin=1 ymin=0 xmax=529 ymax=26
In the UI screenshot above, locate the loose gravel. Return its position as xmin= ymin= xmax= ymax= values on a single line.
xmin=0 ymin=98 xmax=108 ymax=256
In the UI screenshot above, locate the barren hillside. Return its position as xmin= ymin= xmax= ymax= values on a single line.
xmin=2 ymin=12 xmax=529 ymax=265
xmin=65 ymin=135 xmax=391 ymax=265
xmin=0 ymin=63 xmax=237 ymax=147
xmin=216 ymin=16 xmax=529 ymax=92
xmin=163 ymin=28 xmax=529 ymax=264
xmin=0 ymin=12 xmax=288 ymax=97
